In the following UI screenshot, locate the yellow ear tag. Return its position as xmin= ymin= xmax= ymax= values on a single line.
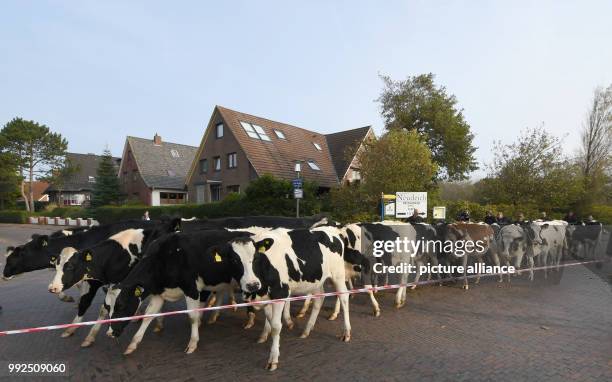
xmin=214 ymin=252 xmax=222 ymax=263
xmin=85 ymin=254 xmax=93 ymax=262
xmin=258 ymin=246 xmax=266 ymax=253
xmin=134 ymin=287 xmax=143 ymax=297
xmin=42 ymin=241 xmax=48 ymax=247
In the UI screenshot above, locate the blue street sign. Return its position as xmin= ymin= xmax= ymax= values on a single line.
xmin=292 ymin=178 xmax=303 ymax=189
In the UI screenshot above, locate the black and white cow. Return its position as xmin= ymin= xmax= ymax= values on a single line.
xmin=179 ymin=215 xmax=329 ymax=232
xmin=106 ymin=230 xmax=253 ymax=355
xmin=49 ymin=226 xmax=90 ymax=239
xmin=568 ymin=222 xmax=604 ymax=260
xmin=222 ymin=226 xmax=352 ymax=371
xmin=47 ymin=221 xmax=179 ymax=344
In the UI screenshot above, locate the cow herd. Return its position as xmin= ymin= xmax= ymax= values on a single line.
xmin=1 ymin=215 xmax=607 ymax=370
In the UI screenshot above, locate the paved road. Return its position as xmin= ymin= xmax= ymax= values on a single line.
xmin=0 ymin=224 xmax=611 ymax=382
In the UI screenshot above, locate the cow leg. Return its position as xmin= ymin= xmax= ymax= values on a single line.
xmin=461 ymin=255 xmax=469 ymax=290
xmin=332 ymin=277 xmax=351 ymax=342
xmin=258 ymin=312 xmax=272 ymax=343
xmin=366 ymin=286 xmax=381 ymax=316
xmin=296 ymin=296 xmax=311 ymax=318
xmin=206 ymin=292 xmax=217 ymax=307
xmin=300 ymin=289 xmax=324 ymax=339
xmin=207 ymin=289 xmax=226 ymax=324
xmin=124 ymin=295 xmax=164 ymax=355
xmin=184 ymin=297 xmax=201 ymax=354
xmin=412 ymin=259 xmax=423 ymax=290
xmin=264 ymin=302 xmax=284 ymax=371
xmin=61 ymin=281 xmax=99 ymax=338
xmin=81 ymin=303 xmax=108 ymax=348
xmin=328 ymin=297 xmax=340 ymax=321
xmin=283 ymin=300 xmax=294 ymax=330
xmin=244 ymin=306 xmax=256 ymax=329
xmin=491 ymin=252 xmax=503 ymax=282
xmin=528 ymin=256 xmax=535 ymax=281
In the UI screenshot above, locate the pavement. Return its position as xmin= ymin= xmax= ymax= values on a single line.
xmin=0 ymin=223 xmax=611 ymax=382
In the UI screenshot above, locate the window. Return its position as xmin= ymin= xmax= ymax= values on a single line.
xmin=313 ymin=142 xmax=322 ymax=151
xmin=170 ymin=149 xmax=180 ymax=158
xmin=274 ymin=129 xmax=286 ymax=139
xmin=210 ymin=184 xmax=221 ymax=201
xmin=227 ymin=153 xmax=237 ymax=168
xmin=88 ymin=176 xmax=96 ymax=183
xmin=227 ymin=185 xmax=240 ymax=194
xmin=199 ymin=159 xmax=208 ymax=174
xmin=240 ymin=121 xmax=271 ymax=141
xmin=214 ymin=156 xmax=221 ymax=171
xmin=307 ymin=160 xmax=320 ymax=171
xmin=216 ymin=123 xmax=224 ymax=138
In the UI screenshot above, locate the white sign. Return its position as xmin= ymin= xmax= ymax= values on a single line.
xmin=384 ymin=202 xmax=395 ymax=216
xmin=395 ymin=192 xmax=427 ymax=218
xmin=294 ymin=189 xmax=303 ymax=199
xmin=433 ymin=206 xmax=446 ymax=220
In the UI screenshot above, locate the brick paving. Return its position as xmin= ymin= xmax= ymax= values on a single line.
xmin=0 ymin=224 xmax=611 ymax=382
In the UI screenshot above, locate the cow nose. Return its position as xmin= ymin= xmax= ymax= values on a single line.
xmin=48 ymin=286 xmax=59 ymax=294
xmin=246 ymin=282 xmax=260 ymax=292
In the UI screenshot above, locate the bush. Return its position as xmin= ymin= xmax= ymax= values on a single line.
xmin=0 ymin=210 xmax=29 ymax=223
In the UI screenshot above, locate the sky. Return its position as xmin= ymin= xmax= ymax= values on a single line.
xmin=1 ymin=1 xmax=611 ymax=179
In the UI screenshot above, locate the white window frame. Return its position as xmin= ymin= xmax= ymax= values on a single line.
xmin=214 ymin=156 xmax=221 ymax=171
xmin=216 ymin=123 xmax=224 ymax=138
xmin=227 ymin=152 xmax=237 ymax=168
xmin=274 ymin=129 xmax=286 ymax=139
xmin=313 ymin=142 xmax=322 ymax=151
xmin=240 ymin=121 xmax=271 ymax=141
xmin=307 ymin=160 xmax=321 ymax=171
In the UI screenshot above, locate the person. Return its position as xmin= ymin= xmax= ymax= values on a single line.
xmin=407 ymin=209 xmax=424 ymax=223
xmin=564 ymin=211 xmax=578 ymax=224
xmin=457 ymin=210 xmax=470 ymax=222
xmin=514 ymin=212 xmax=526 ymax=225
xmin=142 ymin=210 xmax=150 ymax=221
xmin=484 ymin=211 xmax=496 ymax=225
xmin=539 ymin=211 xmax=547 ymax=221
xmin=496 ymin=212 xmax=509 ymax=225
xmin=584 ymin=215 xmax=598 ymax=225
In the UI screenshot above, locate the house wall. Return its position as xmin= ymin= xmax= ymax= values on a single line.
xmin=187 ymin=110 xmax=255 ymax=203
xmin=119 ymin=145 xmax=152 ymax=205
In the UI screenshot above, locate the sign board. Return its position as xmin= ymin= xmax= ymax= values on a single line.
xmin=293 ymin=189 xmax=303 ymax=199
xmin=432 ymin=206 xmax=446 ymax=220
xmin=292 ymin=178 xmax=303 ymax=189
xmin=384 ymin=202 xmax=395 ymax=216
xmin=395 ymin=192 xmax=427 ymax=218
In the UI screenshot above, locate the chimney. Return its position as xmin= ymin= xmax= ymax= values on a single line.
xmin=153 ymin=133 xmax=162 ymax=145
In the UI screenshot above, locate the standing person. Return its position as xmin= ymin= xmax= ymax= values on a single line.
xmin=457 ymin=210 xmax=470 ymax=222
xmin=407 ymin=209 xmax=424 ymax=223
xmin=539 ymin=211 xmax=548 ymax=221
xmin=514 ymin=213 xmax=526 ymax=225
xmin=142 ymin=210 xmax=150 ymax=221
xmin=484 ymin=211 xmax=496 ymax=225
xmin=564 ymin=211 xmax=578 ymax=224
xmin=496 ymin=212 xmax=509 ymax=225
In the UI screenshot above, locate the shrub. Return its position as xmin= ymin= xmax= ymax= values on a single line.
xmin=0 ymin=210 xmax=29 ymax=223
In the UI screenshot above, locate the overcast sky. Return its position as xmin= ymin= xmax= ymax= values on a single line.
xmin=1 ymin=1 xmax=611 ymax=179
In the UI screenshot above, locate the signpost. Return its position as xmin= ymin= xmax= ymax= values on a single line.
xmin=432 ymin=206 xmax=446 ymax=220
xmin=293 ymin=189 xmax=303 ymax=199
xmin=294 ymin=164 xmax=302 ymax=218
xmin=395 ymin=192 xmax=427 ymax=218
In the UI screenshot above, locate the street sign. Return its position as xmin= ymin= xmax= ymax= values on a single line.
xmin=294 ymin=189 xmax=303 ymax=199
xmin=433 ymin=206 xmax=446 ymax=220
xmin=384 ymin=202 xmax=395 ymax=216
xmin=395 ymin=192 xmax=427 ymax=218
xmin=292 ymin=178 xmax=303 ymax=189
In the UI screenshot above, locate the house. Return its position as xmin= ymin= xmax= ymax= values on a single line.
xmin=45 ymin=153 xmax=121 ymax=206
xmin=185 ymin=106 xmax=373 ymax=203
xmin=21 ymin=181 xmax=50 ymax=203
xmin=118 ymin=134 xmax=198 ymax=206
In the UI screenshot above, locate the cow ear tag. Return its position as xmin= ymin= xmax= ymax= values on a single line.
xmin=258 ymin=246 xmax=266 ymax=253
xmin=214 ymin=252 xmax=222 ymax=263
xmin=42 ymin=240 xmax=48 ymax=247
xmin=85 ymin=253 xmax=93 ymax=262
xmin=134 ymin=287 xmax=143 ymax=297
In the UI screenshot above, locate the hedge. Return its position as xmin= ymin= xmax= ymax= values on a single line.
xmin=0 ymin=210 xmax=29 ymax=224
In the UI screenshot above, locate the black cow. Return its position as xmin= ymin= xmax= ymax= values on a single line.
xmin=568 ymin=222 xmax=604 ymax=259
xmin=47 ymin=220 xmax=180 ymax=344
xmin=106 ymin=230 xmax=252 ymax=355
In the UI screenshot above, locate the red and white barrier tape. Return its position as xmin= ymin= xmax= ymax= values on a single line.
xmin=0 ymin=259 xmax=608 ymax=336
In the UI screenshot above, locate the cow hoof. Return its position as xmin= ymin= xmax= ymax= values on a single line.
xmin=462 ymin=285 xmax=469 ymax=290
xmin=123 ymin=346 xmax=137 ymax=355
xmin=257 ymin=336 xmax=269 ymax=344
xmin=339 ymin=332 xmax=351 ymax=342
xmin=207 ymin=316 xmax=218 ymax=325
xmin=327 ymin=313 xmax=338 ymax=321
xmin=395 ymin=302 xmax=405 ymax=309
xmin=410 ymin=285 xmax=417 ymax=290
xmin=81 ymin=338 xmax=94 ymax=348
xmin=61 ymin=330 xmax=74 ymax=338
xmin=373 ymin=309 xmax=381 ymax=317
xmin=296 ymin=312 xmax=306 ymax=319
xmin=184 ymin=344 xmax=197 ymax=354
xmin=299 ymin=331 xmax=310 ymax=339
xmin=243 ymin=321 xmax=255 ymax=330
xmin=286 ymin=321 xmax=294 ymax=330
xmin=60 ymin=295 xmax=75 ymax=303
xmin=266 ymin=362 xmax=278 ymax=371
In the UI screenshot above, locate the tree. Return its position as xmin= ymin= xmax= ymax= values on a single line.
xmin=0 ymin=118 xmax=68 ymax=211
xmin=91 ymin=149 xmax=123 ymax=208
xmin=0 ymin=152 xmax=20 ymax=209
xmin=358 ymin=129 xmax=438 ymax=199
xmin=480 ymin=126 xmax=585 ymax=210
xmin=40 ymin=157 xmax=80 ymax=207
xmin=377 ymin=73 xmax=477 ymax=181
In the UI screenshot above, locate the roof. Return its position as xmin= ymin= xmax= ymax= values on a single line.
xmin=23 ymin=181 xmax=49 ymax=201
xmin=325 ymin=126 xmax=372 ymax=179
xmin=127 ymin=136 xmax=198 ymax=190
xmin=46 ymin=153 xmax=121 ymax=192
xmin=215 ymin=106 xmax=339 ymax=187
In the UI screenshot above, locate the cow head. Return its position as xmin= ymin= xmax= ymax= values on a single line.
xmin=48 ymin=247 xmax=89 ymax=293
xmin=3 ymin=235 xmax=51 ymax=279
xmin=225 ymin=236 xmax=269 ymax=295
xmin=107 ymin=284 xmax=146 ymax=338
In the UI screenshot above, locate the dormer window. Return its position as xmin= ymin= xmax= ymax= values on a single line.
xmin=170 ymin=149 xmax=180 ymax=158
xmin=274 ymin=130 xmax=286 ymax=139
xmin=307 ymin=160 xmax=320 ymax=171
xmin=313 ymin=142 xmax=322 ymax=151
xmin=240 ymin=121 xmax=271 ymax=141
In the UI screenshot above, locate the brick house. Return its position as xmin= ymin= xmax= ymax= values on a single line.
xmin=45 ymin=152 xmax=121 ymax=207
xmin=185 ymin=106 xmax=373 ymax=203
xmin=118 ymin=134 xmax=198 ymax=206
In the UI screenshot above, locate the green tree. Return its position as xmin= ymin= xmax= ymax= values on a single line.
xmin=242 ymin=174 xmax=321 ymax=216
xmin=91 ymin=149 xmax=123 ymax=208
xmin=377 ymin=73 xmax=477 ymax=181
xmin=359 ymin=129 xmax=438 ymax=198
xmin=0 ymin=118 xmax=68 ymax=211
xmin=0 ymin=152 xmax=20 ymax=209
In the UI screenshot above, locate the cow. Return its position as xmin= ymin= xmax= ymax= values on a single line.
xmin=179 ymin=215 xmax=329 ymax=232
xmin=47 ymin=221 xmax=179 ymax=344
xmin=222 ymin=226 xmax=352 ymax=371
xmin=436 ymin=222 xmax=496 ymax=288
xmin=106 ymin=230 xmax=253 ymax=355
xmin=532 ymin=220 xmax=568 ymax=275
xmin=493 ymin=222 xmax=543 ymax=281
xmin=568 ymin=222 xmax=604 ymax=260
